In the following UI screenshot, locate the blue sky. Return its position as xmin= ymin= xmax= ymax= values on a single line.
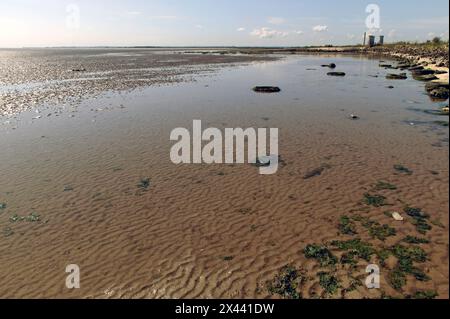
xmin=0 ymin=0 xmax=448 ymax=47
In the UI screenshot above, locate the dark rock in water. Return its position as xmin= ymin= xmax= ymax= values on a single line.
xmin=379 ymin=64 xmax=392 ymax=68
xmin=414 ymin=74 xmax=439 ymax=82
xmin=253 ymin=86 xmax=281 ymax=93
xmin=387 ymin=86 xmax=395 ymax=89
xmin=321 ymin=63 xmax=337 ymax=68
xmin=386 ymin=73 xmax=407 ymax=80
xmin=396 ymin=63 xmax=411 ymax=70
xmin=412 ymin=69 xmax=436 ymax=76
xmin=409 ymin=65 xmax=424 ymax=71
xmin=425 ymin=82 xmax=449 ymax=93
xmin=429 ymin=87 xmax=449 ymax=100
xmin=327 ymin=72 xmax=346 ymax=77
xmin=349 ymin=114 xmax=359 ymax=120
xmin=434 ymin=70 xmax=448 ymax=75
xmin=71 ymin=68 xmax=86 ymax=72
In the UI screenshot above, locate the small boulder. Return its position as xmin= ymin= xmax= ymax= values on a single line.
xmin=322 ymin=63 xmax=337 ymax=68
xmin=386 ymin=73 xmax=407 ymax=80
xmin=252 ymin=86 xmax=281 ymax=93
xmin=327 ymin=72 xmax=346 ymax=77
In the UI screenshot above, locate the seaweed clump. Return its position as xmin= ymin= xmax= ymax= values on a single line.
xmin=404 ymin=207 xmax=432 ymax=234
xmin=304 ymin=244 xmax=337 ymax=267
xmin=338 ymin=216 xmax=357 ymax=235
xmin=363 ymin=193 xmax=388 ymax=207
xmin=389 ymin=245 xmax=430 ymax=290
xmin=266 ymin=265 xmax=306 ymax=299
xmin=318 ymin=272 xmax=340 ymax=295
xmin=331 ymin=239 xmax=376 ymax=262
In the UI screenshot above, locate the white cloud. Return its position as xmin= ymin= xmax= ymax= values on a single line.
xmin=127 ymin=11 xmax=141 ymax=16
xmin=268 ymin=17 xmax=286 ymax=25
xmin=195 ymin=24 xmax=204 ymax=29
xmin=313 ymin=25 xmax=328 ymax=32
xmin=237 ymin=27 xmax=246 ymax=32
xmin=295 ymin=30 xmax=304 ymax=35
xmin=149 ymin=15 xmax=178 ymax=20
xmin=388 ymin=29 xmax=396 ymax=38
xmin=250 ymin=27 xmax=289 ymax=39
xmin=347 ymin=34 xmax=356 ymax=40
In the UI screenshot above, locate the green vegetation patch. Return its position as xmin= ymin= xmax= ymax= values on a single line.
xmin=363 ymin=193 xmax=388 ymax=207
xmin=368 ymin=224 xmax=397 ymax=241
xmin=331 ymin=239 xmax=376 ymax=262
xmin=138 ymin=178 xmax=151 ymax=190
xmin=403 ymin=236 xmax=430 ymax=245
xmin=266 ymin=265 xmax=306 ymax=299
xmin=394 ymin=165 xmax=413 ymax=175
xmin=375 ymin=181 xmax=397 ymax=191
xmin=304 ymin=244 xmax=337 ymax=267
xmin=404 ymin=207 xmax=432 ymax=235
xmin=338 ymin=216 xmax=357 ymax=235
xmin=408 ymin=290 xmax=438 ymax=299
xmin=318 ymin=272 xmax=340 ymax=295
xmin=389 ymin=245 xmax=430 ymax=290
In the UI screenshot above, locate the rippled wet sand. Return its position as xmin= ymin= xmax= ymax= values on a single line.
xmin=0 ymin=51 xmax=448 ymax=299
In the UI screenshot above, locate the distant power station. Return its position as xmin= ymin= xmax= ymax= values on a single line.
xmin=363 ymin=32 xmax=384 ymax=47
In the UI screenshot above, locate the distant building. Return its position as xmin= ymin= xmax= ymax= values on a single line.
xmin=368 ymin=35 xmax=376 ymax=47
xmin=378 ymin=35 xmax=384 ymax=45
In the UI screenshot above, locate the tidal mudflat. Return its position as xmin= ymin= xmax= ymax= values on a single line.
xmin=0 ymin=49 xmax=448 ymax=299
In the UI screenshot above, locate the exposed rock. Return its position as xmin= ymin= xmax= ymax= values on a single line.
xmin=412 ymin=69 xmax=436 ymax=76
xmin=386 ymin=73 xmax=407 ymax=80
xmin=409 ymin=65 xmax=424 ymax=71
xmin=327 ymin=72 xmax=346 ymax=77
xmin=428 ymin=87 xmax=449 ymax=100
xmin=252 ymin=86 xmax=281 ymax=93
xmin=414 ymin=74 xmax=439 ymax=82
xmin=322 ymin=63 xmax=336 ymax=68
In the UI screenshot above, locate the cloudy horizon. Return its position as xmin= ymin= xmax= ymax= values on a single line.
xmin=0 ymin=0 xmax=449 ymax=48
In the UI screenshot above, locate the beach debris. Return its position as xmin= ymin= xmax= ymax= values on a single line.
xmin=349 ymin=114 xmax=359 ymax=120
xmin=318 ymin=272 xmax=340 ymax=295
xmin=71 ymin=68 xmax=87 ymax=72
xmin=252 ymin=86 xmax=281 ymax=93
xmin=138 ymin=178 xmax=151 ymax=190
xmin=10 ymin=212 xmax=41 ymax=223
xmin=321 ymin=63 xmax=336 ymax=68
xmin=392 ymin=212 xmax=404 ymax=221
xmin=0 ymin=203 xmax=6 ymax=210
xmin=386 ymin=73 xmax=407 ymax=80
xmin=303 ymin=164 xmax=330 ymax=179
xmin=327 ymin=72 xmax=346 ymax=77
xmin=304 ymin=244 xmax=337 ymax=267
xmin=387 ymin=85 xmax=395 ymax=89
xmin=222 ymin=256 xmax=234 ymax=261
xmin=266 ymin=265 xmax=306 ymax=299
xmin=363 ymin=193 xmax=388 ymax=207
xmin=64 ymin=185 xmax=74 ymax=192
xmin=394 ymin=164 xmax=413 ymax=175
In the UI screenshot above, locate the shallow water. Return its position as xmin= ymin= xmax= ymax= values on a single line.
xmin=0 ymin=52 xmax=448 ymax=299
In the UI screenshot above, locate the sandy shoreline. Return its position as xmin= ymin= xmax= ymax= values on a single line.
xmin=0 ymin=50 xmax=448 ymax=299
